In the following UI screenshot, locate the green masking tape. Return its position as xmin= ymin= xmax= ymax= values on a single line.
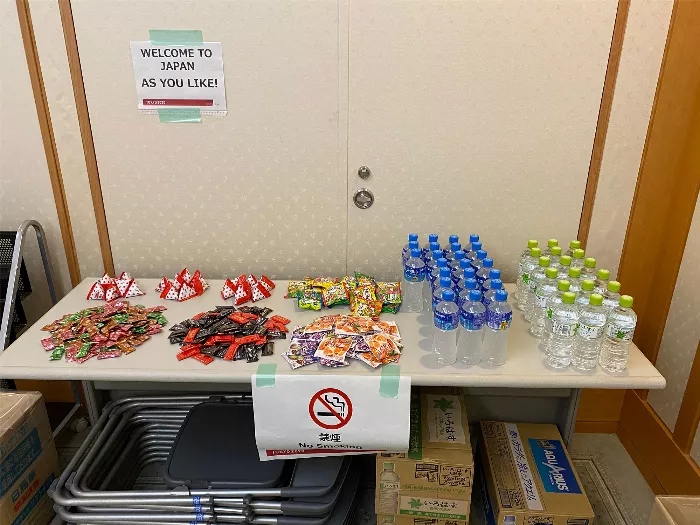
xmin=149 ymin=29 xmax=203 ymax=46
xmin=158 ymin=109 xmax=201 ymax=123
xmin=256 ymin=363 xmax=277 ymax=388
xmin=380 ymin=365 xmax=401 ymax=398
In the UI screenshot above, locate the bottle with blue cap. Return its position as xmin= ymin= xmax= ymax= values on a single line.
xmin=466 ymin=241 xmax=483 ymax=261
xmin=422 ymin=233 xmax=439 ymax=258
xmin=465 ymin=234 xmax=480 ymax=252
xmin=402 ymin=233 xmax=419 ymax=266
xmin=483 ymin=289 xmax=512 ymax=366
xmin=481 ymin=278 xmax=503 ymax=308
xmin=423 ymin=244 xmax=442 ymax=267
xmin=428 ymin=257 xmax=449 ymax=290
xmin=424 ymin=250 xmax=444 ymax=305
xmin=456 ymin=289 xmax=485 ymax=365
xmin=432 ymin=289 xmax=459 ymax=365
xmin=482 ymin=268 xmax=501 ymax=294
xmin=471 ymin=250 xmax=488 ymax=272
xmin=475 ymin=257 xmax=494 ymax=286
xmin=457 ymin=277 xmax=478 ymax=308
xmin=402 ymin=247 xmax=425 ymax=313
xmin=449 ymin=250 xmax=466 ymax=271
xmin=444 ymin=242 xmax=462 ymax=262
xmin=452 ymin=258 xmax=473 ymax=284
xmin=432 ymin=274 xmax=454 ymax=311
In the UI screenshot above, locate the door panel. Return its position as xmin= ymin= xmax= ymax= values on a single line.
xmin=348 ymin=0 xmax=617 ymax=281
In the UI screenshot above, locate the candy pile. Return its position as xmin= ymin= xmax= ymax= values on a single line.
xmin=87 ymin=272 xmax=144 ymax=301
xmin=283 ymin=314 xmax=402 ymax=369
xmin=156 ymin=268 xmax=209 ymax=302
xmin=220 ymin=274 xmax=275 ymax=305
xmin=168 ymin=305 xmax=289 ymax=365
xmin=41 ymin=300 xmax=167 ymax=363
xmin=286 ymin=273 xmax=401 ymax=315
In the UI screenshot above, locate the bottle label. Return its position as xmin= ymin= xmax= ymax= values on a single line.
xmin=521 ymin=272 xmax=529 ymax=284
xmin=404 ymin=265 xmax=425 ymax=282
xmin=486 ymin=309 xmax=512 ymax=331
xmin=482 ymin=295 xmax=492 ymax=308
xmin=551 ymin=320 xmax=577 ymax=337
xmin=605 ymin=323 xmax=634 ymax=341
xmin=535 ymin=292 xmax=548 ymax=308
xmin=460 ymin=309 xmax=484 ymax=330
xmin=529 ymin=280 xmax=537 ymax=291
xmin=518 ymin=262 xmax=523 ymax=275
xmin=578 ymin=323 xmax=603 ymax=340
xmin=434 ymin=310 xmax=459 ymax=331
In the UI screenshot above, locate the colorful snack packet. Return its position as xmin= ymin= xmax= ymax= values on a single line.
xmin=286 ymin=280 xmax=311 ymax=298
xmin=340 ymin=275 xmax=358 ymax=291
xmin=298 ymin=289 xmax=322 ymax=310
xmin=376 ymin=281 xmax=402 ymax=313
xmin=314 ymin=334 xmax=352 ymax=363
xmin=304 ymin=315 xmax=338 ymax=333
xmin=374 ymin=319 xmax=401 ymax=340
xmin=311 ymin=277 xmax=339 ymax=289
xmin=350 ymin=297 xmax=383 ymax=318
xmin=322 ymin=283 xmax=349 ymax=307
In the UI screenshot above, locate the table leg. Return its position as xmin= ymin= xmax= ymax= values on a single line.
xmin=562 ymin=388 xmax=581 ymax=446
xmin=81 ymin=380 xmax=100 ymax=425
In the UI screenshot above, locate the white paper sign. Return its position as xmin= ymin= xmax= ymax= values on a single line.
xmin=252 ymin=374 xmax=411 ymax=461
xmin=130 ymin=41 xmax=226 ymax=112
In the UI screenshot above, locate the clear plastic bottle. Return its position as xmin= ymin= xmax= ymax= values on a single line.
xmin=482 ymin=278 xmax=503 ymax=308
xmin=466 ymin=234 xmax=480 ymax=253
xmin=423 ymin=242 xmax=441 ymax=265
xmin=424 ymin=249 xmax=444 ymax=306
xmin=571 ymin=248 xmax=586 ymax=269
xmin=433 ymin=289 xmax=459 ymax=365
xmin=452 ymin=258 xmax=472 ymax=284
xmin=448 ymin=234 xmax=460 ymax=247
xmin=594 ymin=269 xmax=611 ymax=295
xmin=581 ymin=257 xmax=597 ymax=281
xmin=599 ymin=295 xmax=636 ymax=373
xmin=456 ymin=277 xmax=479 ymax=308
xmin=545 ymin=291 xmax=579 ymax=368
xmin=429 ymin=257 xmax=449 ymax=289
xmin=525 ymin=255 xmax=550 ymax=322
xmin=455 ymin=267 xmax=477 ymax=295
xmin=575 ymin=279 xmax=594 ymax=307
xmin=515 ymin=240 xmax=539 ymax=302
xmin=380 ymin=516 xmax=395 ymax=525
xmin=432 ymin=275 xmax=454 ymax=311
xmin=402 ymin=247 xmax=425 ymax=313
xmin=603 ymin=281 xmax=621 ymax=312
xmin=517 ymin=246 xmax=541 ymax=311
xmin=543 ymin=238 xmax=559 ymax=256
xmin=565 ymin=240 xmax=582 ymax=257
xmin=482 ymin=268 xmax=502 ymax=294
xmin=476 ymin=257 xmax=494 ymax=286
xmin=422 ymin=234 xmax=439 ymax=258
xmin=549 ymin=246 xmax=562 ymax=269
xmin=377 ymin=462 xmax=400 ymax=514
xmin=449 ymin=250 xmax=467 ymax=271
xmin=402 ymin=233 xmax=419 ymax=266
xmin=543 ymin=280 xmax=570 ymax=350
xmin=530 ymin=267 xmax=559 ymax=337
xmin=457 ymin=289 xmax=485 ymax=365
xmin=557 ymin=255 xmax=572 ymax=280
xmin=482 ymin=289 xmax=512 ymax=366
xmin=471 ymin=250 xmax=488 ymax=273
xmin=466 ymin=241 xmax=483 ymax=261
xmin=425 ymin=248 xmax=443 ymax=276
xmin=573 ymin=293 xmax=607 ymax=371
xmin=567 ymin=266 xmax=582 ymax=294
xmin=444 ymin=242 xmax=462 ymax=262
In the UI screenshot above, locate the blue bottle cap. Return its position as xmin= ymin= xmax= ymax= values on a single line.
xmin=469 ymin=234 xmax=479 ymax=243
xmin=409 ymin=240 xmax=419 ymax=249
xmin=439 ymin=267 xmax=451 ymax=278
xmin=428 ymin=233 xmax=438 ymax=243
xmin=465 ymin=278 xmax=478 ymax=290
xmin=451 ymin=242 xmax=462 ymax=252
xmin=489 ymin=268 xmax=501 ymax=279
xmin=449 ymin=234 xmax=459 ymax=244
xmin=409 ymin=233 xmax=418 ymax=241
xmin=432 ymin=250 xmax=443 ymax=260
xmin=469 ymin=289 xmax=482 ymax=302
xmin=459 ymin=259 xmax=471 ymax=269
xmin=410 ymin=248 xmax=421 ymax=258
xmin=429 ymin=242 xmax=440 ymax=251
xmin=437 ymin=257 xmax=448 ymax=268
xmin=476 ymin=250 xmax=487 ymax=260
xmin=455 ymin=250 xmax=465 ymax=260
xmin=472 ymin=241 xmax=482 ymax=251
xmin=495 ymin=289 xmax=508 ymax=302
xmin=463 ymin=267 xmax=476 ymax=279
xmin=442 ymin=289 xmax=455 ymax=302
xmin=491 ymin=279 xmax=503 ymax=289
xmin=483 ymin=258 xmax=493 ymax=268
xmin=440 ymin=276 xmax=452 ymax=288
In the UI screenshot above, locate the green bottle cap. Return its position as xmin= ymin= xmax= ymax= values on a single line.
xmin=559 ymin=255 xmax=572 ymax=267
xmin=538 ymin=256 xmax=550 ymax=267
xmin=545 ymin=267 xmax=558 ymax=279
xmin=568 ymin=267 xmax=581 ymax=278
xmin=620 ymin=295 xmax=634 ymax=308
xmin=551 ymin=246 xmax=562 ymax=256
xmin=584 ymin=257 xmax=596 ymax=268
xmin=573 ymin=248 xmax=585 ymax=259
xmin=383 ymin=462 xmax=395 ymax=469
xmin=590 ymin=293 xmax=604 ymax=306
xmin=581 ymin=279 xmax=595 ymax=291
xmin=527 ymin=239 xmax=539 ymax=249
xmin=562 ymin=292 xmax=576 ymax=304
xmin=547 ymin=239 xmax=559 ymax=248
xmin=530 ymin=247 xmax=542 ymax=257
xmin=597 ymin=269 xmax=610 ymax=280
xmin=557 ymin=280 xmax=570 ymax=291
xmin=608 ymin=281 xmax=621 ymax=293
xmin=570 ymin=240 xmax=581 ymax=250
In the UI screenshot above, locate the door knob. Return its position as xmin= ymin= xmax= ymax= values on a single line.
xmin=353 ymin=188 xmax=374 ymax=209
xmin=358 ymin=166 xmax=371 ymax=179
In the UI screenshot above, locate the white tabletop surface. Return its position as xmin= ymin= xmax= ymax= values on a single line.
xmin=0 ymin=278 xmax=665 ymax=389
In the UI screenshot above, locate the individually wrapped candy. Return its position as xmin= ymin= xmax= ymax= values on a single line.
xmin=314 ymin=334 xmax=352 ymax=363
xmin=376 ymin=281 xmax=402 ymax=313
xmin=311 ymin=277 xmax=339 ymax=289
xmin=298 ymin=289 xmax=322 ymax=310
xmin=157 ymin=268 xmax=209 ymax=302
xmin=286 ymin=280 xmax=311 ymax=298
xmin=322 ymin=283 xmax=349 ymax=307
xmin=350 ymin=297 xmax=383 ymax=318
xmin=340 ymin=275 xmax=358 ymax=291
xmin=87 ymin=272 xmax=144 ymax=301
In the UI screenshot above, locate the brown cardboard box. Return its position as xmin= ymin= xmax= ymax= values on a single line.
xmin=1 ymin=391 xmax=59 ymax=525
xmin=479 ymin=421 xmax=594 ymax=525
xmin=376 ymin=388 xmax=473 ymax=521
xmin=377 ymin=514 xmax=468 ymax=525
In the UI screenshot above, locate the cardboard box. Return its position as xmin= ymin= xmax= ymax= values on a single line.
xmin=1 ymin=391 xmax=59 ymax=525
xmin=479 ymin=421 xmax=594 ymax=525
xmin=376 ymin=388 xmax=473 ymax=520
xmin=377 ymin=514 xmax=467 ymax=525
xmin=648 ymin=496 xmax=700 ymax=525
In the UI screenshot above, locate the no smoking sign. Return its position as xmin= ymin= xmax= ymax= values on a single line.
xmin=309 ymin=388 xmax=353 ymax=429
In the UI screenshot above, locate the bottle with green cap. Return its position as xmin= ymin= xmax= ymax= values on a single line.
xmin=575 ymin=279 xmax=596 ymax=307
xmin=543 ymin=280 xmax=571 ymax=351
xmin=594 ymin=269 xmax=611 ymax=295
xmin=573 ymin=293 xmax=607 ymax=370
xmin=516 ymin=240 xmax=539 ymax=303
xmin=530 ymin=267 xmax=559 ymax=337
xmin=377 ymin=462 xmax=400 ymax=513
xmin=582 ymin=257 xmax=597 ymax=280
xmin=517 ymin=246 xmax=541 ymax=311
xmin=557 ymin=255 xmax=572 ymax=280
xmin=549 ymin=246 xmax=563 ymax=268
xmin=603 ymin=280 xmax=622 ymax=311
xmin=525 ymin=256 xmax=550 ymax=322
xmin=545 ymin=291 xmax=579 ymax=368
xmin=571 ymin=248 xmax=586 ymax=269
xmin=567 ymin=266 xmax=582 ymax=294
xmin=599 ymin=295 xmax=637 ymax=373
xmin=543 ymin=238 xmax=559 ymax=256
xmin=565 ymin=240 xmax=582 ymax=257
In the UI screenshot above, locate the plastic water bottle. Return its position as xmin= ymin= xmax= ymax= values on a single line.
xmin=377 ymin=462 xmax=400 ymax=514
xmin=429 ymin=257 xmax=449 ymax=289
xmin=457 ymin=277 xmax=478 ymax=307
xmin=424 ymin=250 xmax=444 ymax=306
xmin=557 ymin=255 xmax=572 ymax=280
xmin=549 ymin=246 xmax=562 ymax=269
xmin=402 ymin=248 xmax=425 ymax=313
xmin=423 ymin=242 xmax=441 ymax=264
xmin=575 ymin=279 xmax=595 ymax=307
xmin=432 ymin=275 xmax=454 ymax=310
xmin=402 ymin=233 xmax=419 ymax=266
xmin=482 ymin=268 xmax=502 ymax=293
xmin=452 ymin=258 xmax=472 ymax=284
xmin=457 ymin=289 xmax=485 ymax=365
xmin=543 ymin=280 xmax=570 ymax=350
xmin=530 ymin=267 xmax=559 ymax=337
xmin=582 ymin=257 xmax=597 ymax=280
xmin=594 ymin=269 xmax=610 ymax=295
xmin=571 ymin=248 xmax=586 ymax=269
xmin=424 ymin=247 xmax=443 ymax=274
xmin=567 ymin=266 xmax=582 ymax=294
xmin=573 ymin=293 xmax=607 ymax=370
xmin=466 ymin=241 xmax=483 ymax=261
xmin=422 ymin=234 xmax=439 ymax=257
xmin=482 ymin=278 xmax=503 ymax=308
xmin=545 ymin=292 xmax=579 ymax=368
xmin=471 ymin=250 xmax=488 ymax=272
xmin=449 ymin=250 xmax=467 ymax=271
xmin=565 ymin=240 xmax=582 ymax=257
xmin=525 ymin=256 xmax=550 ymax=322
xmin=466 ymin=234 xmax=480 ymax=253
xmin=517 ymin=246 xmax=541 ymax=310
xmin=603 ymin=281 xmax=621 ymax=311
xmin=448 ymin=234 xmax=460 ymax=247
xmin=599 ymin=295 xmax=636 ymax=372
xmin=444 ymin=243 xmax=462 ymax=262
xmin=433 ymin=289 xmax=459 ymax=365
xmin=476 ymin=258 xmax=494 ymax=286
xmin=543 ymin=238 xmax=558 ymax=256
xmin=515 ymin=240 xmax=539 ymax=302
xmin=483 ymin=289 xmax=512 ymax=366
